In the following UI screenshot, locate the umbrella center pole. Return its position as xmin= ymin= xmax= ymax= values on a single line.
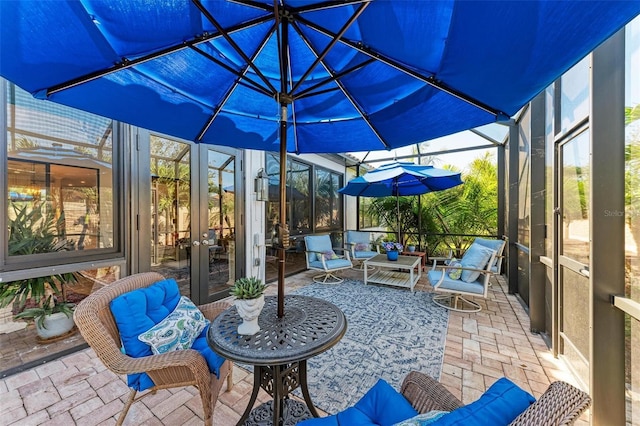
xmin=276 ymin=11 xmax=292 ymax=319
xmin=277 ymin=98 xmax=291 ymax=318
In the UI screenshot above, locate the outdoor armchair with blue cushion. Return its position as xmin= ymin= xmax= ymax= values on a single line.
xmin=299 ymin=371 xmax=590 ymax=426
xmin=73 ymin=272 xmax=233 ymax=426
xmin=428 ymin=242 xmax=497 ymax=312
xmin=345 ymin=230 xmax=380 ymax=271
xmin=304 ymin=234 xmax=353 ymax=284
xmin=435 ymin=237 xmax=506 ymax=276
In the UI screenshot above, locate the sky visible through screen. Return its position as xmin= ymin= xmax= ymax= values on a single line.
xmin=350 ymin=123 xmax=506 ymax=173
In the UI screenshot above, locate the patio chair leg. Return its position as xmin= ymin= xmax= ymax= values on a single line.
xmin=433 ymin=294 xmax=482 ymax=313
xmin=352 ymin=261 xmax=375 ymax=272
xmin=227 ymin=364 xmax=234 ymax=391
xmin=312 ymin=272 xmax=344 ymax=284
xmin=116 ymin=389 xmax=137 ymax=426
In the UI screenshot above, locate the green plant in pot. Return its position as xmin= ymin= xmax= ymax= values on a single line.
xmin=230 ymin=276 xmax=267 ymax=300
xmin=230 ymin=277 xmax=267 ymax=335
xmin=0 ymin=203 xmax=78 ymax=341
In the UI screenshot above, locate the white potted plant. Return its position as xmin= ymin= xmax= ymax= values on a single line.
xmin=229 ymin=277 xmax=267 ymax=335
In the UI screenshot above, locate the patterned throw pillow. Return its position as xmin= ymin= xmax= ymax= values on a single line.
xmin=138 ymin=296 xmax=208 ymax=355
xmin=392 ymin=410 xmax=449 ymax=426
xmin=354 ymin=243 xmax=369 ymax=251
xmin=448 ymin=261 xmax=463 ymax=280
xmin=317 ymin=250 xmax=338 ymax=261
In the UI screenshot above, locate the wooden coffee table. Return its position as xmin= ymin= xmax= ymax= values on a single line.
xmin=363 ymin=254 xmax=422 ymax=292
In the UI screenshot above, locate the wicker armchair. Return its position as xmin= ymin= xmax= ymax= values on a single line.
xmin=73 ymin=272 xmax=233 ymax=426
xmin=400 ymin=371 xmax=591 ymax=425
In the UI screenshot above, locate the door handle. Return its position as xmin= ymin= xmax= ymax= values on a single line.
xmin=192 ymin=240 xmax=201 ymax=246
xmin=201 ymin=239 xmax=209 ymax=245
xmin=579 ymin=267 xmax=589 ymax=278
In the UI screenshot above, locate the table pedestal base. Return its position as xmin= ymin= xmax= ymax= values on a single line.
xmin=237 ymin=361 xmax=320 ymax=426
xmin=243 ymin=399 xmax=312 ymax=426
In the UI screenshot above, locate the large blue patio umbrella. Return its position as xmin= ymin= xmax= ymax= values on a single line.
xmin=1 ymin=1 xmax=638 ymax=317
xmin=339 ymin=162 xmax=463 ymax=245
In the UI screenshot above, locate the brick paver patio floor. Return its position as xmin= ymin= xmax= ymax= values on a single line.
xmin=0 ymin=269 xmax=588 ymax=425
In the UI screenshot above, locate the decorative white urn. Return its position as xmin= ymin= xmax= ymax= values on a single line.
xmin=35 ymin=311 xmax=75 ymax=340
xmin=235 ymin=295 xmax=265 ymax=335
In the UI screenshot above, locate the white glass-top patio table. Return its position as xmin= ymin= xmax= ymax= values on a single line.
xmin=363 ymin=254 xmax=422 ymax=292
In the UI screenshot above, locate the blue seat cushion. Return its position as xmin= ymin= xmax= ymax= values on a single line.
xmin=299 ymin=379 xmax=418 ymax=426
xmin=353 ymin=250 xmax=378 ymax=259
xmin=427 ymin=270 xmax=485 ymax=295
xmin=433 ymin=378 xmax=535 ymax=425
xmin=309 ymin=258 xmax=352 ymax=270
xmin=110 ymin=278 xmax=225 ymax=391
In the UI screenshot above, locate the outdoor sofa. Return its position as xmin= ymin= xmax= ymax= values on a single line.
xmin=300 ymin=371 xmax=590 ymax=425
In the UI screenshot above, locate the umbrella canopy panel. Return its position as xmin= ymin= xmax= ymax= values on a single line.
xmin=339 ymin=162 xmax=463 ymax=197
xmin=1 ymin=1 xmax=639 ymax=154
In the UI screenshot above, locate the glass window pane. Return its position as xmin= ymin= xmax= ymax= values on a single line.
xmin=626 ymin=15 xmax=640 ymax=425
xmin=265 ymin=155 xmax=312 ymax=235
xmin=266 ymin=153 xmax=281 ymax=237
xmin=315 ymin=168 xmax=342 ymax=231
xmin=561 ymin=131 xmax=590 ymax=264
xmin=264 ymin=154 xmax=313 ymax=282
xmin=545 ymin=85 xmax=555 ymax=256
xmin=149 ymin=136 xmax=191 ymax=295
xmin=561 ymin=266 xmax=590 ymax=387
xmin=625 ymin=16 xmax=640 ymax=305
xmin=206 ymin=148 xmax=235 ymax=297
xmin=628 ymin=314 xmax=640 ymax=426
xmin=560 ymin=57 xmax=590 ymax=134
xmin=6 ymin=84 xmax=115 ymax=257
xmin=289 ymin=160 xmax=311 ymax=234
xmin=518 ymin=111 xmax=531 ymax=246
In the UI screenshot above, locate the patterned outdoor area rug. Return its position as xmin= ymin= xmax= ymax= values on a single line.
xmin=291 ymin=279 xmax=449 ymax=415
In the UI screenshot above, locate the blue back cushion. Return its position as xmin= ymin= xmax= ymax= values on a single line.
xmin=474 ymin=238 xmax=505 ymax=269
xmin=297 ymin=379 xmax=418 ymax=426
xmin=460 ymin=243 xmax=494 ymax=283
xmin=347 ymin=231 xmax=371 ymax=245
xmin=305 ymin=235 xmax=332 ymax=262
xmin=434 ymin=378 xmax=535 ymax=425
xmin=109 ymin=278 xmax=225 ymax=391
xmin=354 ymin=379 xmax=418 ymax=425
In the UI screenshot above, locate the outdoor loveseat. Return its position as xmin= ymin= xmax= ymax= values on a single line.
xmin=300 ymin=371 xmax=590 ymax=426
xmin=398 ymin=372 xmax=590 ymax=426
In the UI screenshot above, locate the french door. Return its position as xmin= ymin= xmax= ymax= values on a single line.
xmin=557 ymin=129 xmax=590 ymax=388
xmin=148 ymin=135 xmax=242 ymax=304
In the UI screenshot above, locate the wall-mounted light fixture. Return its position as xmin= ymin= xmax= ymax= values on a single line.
xmin=255 ymin=168 xmax=269 ymax=202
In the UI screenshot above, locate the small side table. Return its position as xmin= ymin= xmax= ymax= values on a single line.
xmin=401 ymin=250 xmax=427 ymax=271
xmin=207 ymin=295 xmax=347 ymax=426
